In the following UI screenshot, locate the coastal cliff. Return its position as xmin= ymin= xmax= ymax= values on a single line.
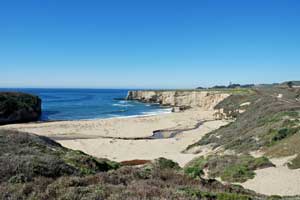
xmin=126 ymin=90 xmax=230 ymax=111
xmin=0 ymin=92 xmax=42 ymax=125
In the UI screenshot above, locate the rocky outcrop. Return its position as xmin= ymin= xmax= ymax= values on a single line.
xmin=0 ymin=92 xmax=42 ymax=125
xmin=126 ymin=90 xmax=230 ymax=111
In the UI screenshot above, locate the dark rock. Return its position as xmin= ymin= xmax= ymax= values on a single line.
xmin=0 ymin=92 xmax=42 ymax=125
xmin=172 ymin=106 xmax=191 ymax=112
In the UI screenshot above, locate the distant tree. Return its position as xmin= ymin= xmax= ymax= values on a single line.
xmin=240 ymin=84 xmax=255 ymax=88
xmin=212 ymin=85 xmax=227 ymax=89
xmin=287 ymin=81 xmax=293 ymax=88
xmin=228 ymin=84 xmax=241 ymax=89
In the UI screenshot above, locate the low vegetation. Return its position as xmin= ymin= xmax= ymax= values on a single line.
xmin=1 ymin=165 xmax=266 ymax=200
xmin=184 ymin=154 xmax=274 ymax=183
xmin=264 ymin=133 xmax=300 ymax=169
xmin=288 ymin=154 xmax=300 ymax=169
xmin=187 ymin=86 xmax=300 ymax=170
xmin=0 ymin=129 xmax=300 ymax=199
xmin=0 ymin=130 xmax=274 ymax=200
xmin=0 ymin=130 xmax=119 ymax=183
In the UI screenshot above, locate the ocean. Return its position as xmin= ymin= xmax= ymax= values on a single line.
xmin=0 ymin=88 xmax=171 ymax=121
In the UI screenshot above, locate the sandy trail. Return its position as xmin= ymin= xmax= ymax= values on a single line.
xmin=240 ymin=156 xmax=300 ymax=196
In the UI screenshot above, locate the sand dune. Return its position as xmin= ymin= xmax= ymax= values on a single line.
xmin=240 ymin=156 xmax=300 ymax=196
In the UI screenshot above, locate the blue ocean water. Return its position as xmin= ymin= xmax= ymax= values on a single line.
xmin=0 ymin=89 xmax=171 ymax=121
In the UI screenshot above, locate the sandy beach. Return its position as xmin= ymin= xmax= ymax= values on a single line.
xmin=0 ymin=108 xmax=227 ymax=167
xmin=2 ymin=107 xmax=300 ymax=196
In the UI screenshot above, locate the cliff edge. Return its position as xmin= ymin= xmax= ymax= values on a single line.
xmin=0 ymin=92 xmax=42 ymax=125
xmin=126 ymin=90 xmax=230 ymax=111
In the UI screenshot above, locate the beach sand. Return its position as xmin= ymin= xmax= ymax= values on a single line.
xmin=239 ymin=155 xmax=300 ymax=196
xmin=2 ymin=108 xmax=300 ymax=196
xmin=0 ymin=108 xmax=227 ymax=166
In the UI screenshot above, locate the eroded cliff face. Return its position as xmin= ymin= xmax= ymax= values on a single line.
xmin=126 ymin=90 xmax=230 ymax=111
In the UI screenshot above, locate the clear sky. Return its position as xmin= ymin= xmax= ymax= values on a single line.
xmin=0 ymin=0 xmax=299 ymax=89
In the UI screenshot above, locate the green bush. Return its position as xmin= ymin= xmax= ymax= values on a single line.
xmin=288 ymin=154 xmax=300 ymax=169
xmin=221 ymin=165 xmax=255 ymax=183
xmin=184 ymin=166 xmax=204 ymax=178
xmin=267 ymin=195 xmax=282 ymax=200
xmin=184 ymin=155 xmax=273 ymax=183
xmin=272 ymin=128 xmax=299 ymax=142
xmin=184 ymin=156 xmax=207 ymax=178
xmin=153 ymin=157 xmax=181 ymax=170
xmin=216 ymin=193 xmax=252 ymax=200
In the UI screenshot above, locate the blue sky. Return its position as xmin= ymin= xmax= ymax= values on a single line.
xmin=0 ymin=0 xmax=300 ymax=89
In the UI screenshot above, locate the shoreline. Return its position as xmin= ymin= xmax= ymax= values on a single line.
xmin=0 ymin=108 xmax=227 ymax=166
xmin=23 ymin=107 xmax=173 ymax=125
xmin=38 ymin=107 xmax=173 ymax=123
xmin=2 ymin=106 xmax=300 ymax=196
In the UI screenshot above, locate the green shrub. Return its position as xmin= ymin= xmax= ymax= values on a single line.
xmin=180 ymin=188 xmax=254 ymax=200
xmin=267 ymin=195 xmax=282 ymax=200
xmin=272 ymin=128 xmax=298 ymax=141
xmin=184 ymin=166 xmax=204 ymax=178
xmin=217 ymin=193 xmax=252 ymax=200
xmin=184 ymin=155 xmax=273 ymax=183
xmin=153 ymin=157 xmax=181 ymax=170
xmin=178 ymin=188 xmax=217 ymax=199
xmin=184 ymin=156 xmax=207 ymax=178
xmin=221 ymin=165 xmax=255 ymax=183
xmin=62 ymin=150 xmax=120 ymax=175
xmin=248 ymin=156 xmax=275 ymax=170
xmin=287 ymin=154 xmax=300 ymax=169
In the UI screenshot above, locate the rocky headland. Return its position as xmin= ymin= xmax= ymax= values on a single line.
xmin=0 ymin=92 xmax=41 ymax=125
xmin=126 ymin=90 xmax=230 ymax=111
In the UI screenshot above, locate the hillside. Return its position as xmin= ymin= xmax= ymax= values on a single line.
xmin=0 ymin=129 xmax=273 ymax=200
xmin=186 ymin=85 xmax=300 ymax=183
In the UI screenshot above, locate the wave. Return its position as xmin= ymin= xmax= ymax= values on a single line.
xmin=140 ymin=108 xmax=172 ymax=116
xmin=111 ymin=110 xmax=172 ymax=119
xmin=112 ymin=103 xmax=133 ymax=107
xmin=100 ymin=109 xmax=128 ymax=115
xmin=75 ymin=108 xmax=172 ymax=121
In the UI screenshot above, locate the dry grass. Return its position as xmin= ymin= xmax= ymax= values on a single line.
xmin=187 ymin=87 xmax=300 ymax=167
xmin=184 ymin=154 xmax=274 ymax=183
xmin=0 ymin=130 xmax=269 ymax=200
